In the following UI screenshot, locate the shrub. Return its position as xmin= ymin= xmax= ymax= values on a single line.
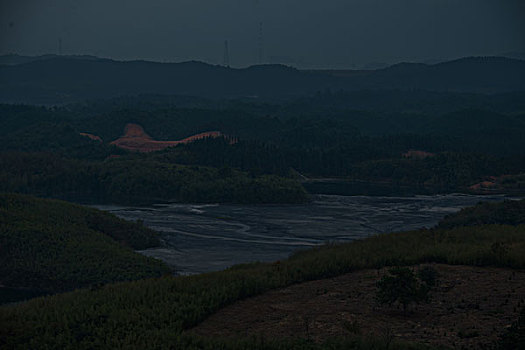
xmin=417 ymin=265 xmax=439 ymax=287
xmin=376 ymin=267 xmax=430 ymax=312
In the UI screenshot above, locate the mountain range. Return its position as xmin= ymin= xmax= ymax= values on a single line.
xmin=0 ymin=54 xmax=524 ymax=104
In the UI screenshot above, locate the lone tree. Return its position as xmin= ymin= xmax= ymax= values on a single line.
xmin=376 ymin=267 xmax=431 ymax=312
xmin=418 ymin=265 xmax=439 ymax=287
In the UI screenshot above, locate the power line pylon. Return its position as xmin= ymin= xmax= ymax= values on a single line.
xmin=223 ymin=40 xmax=230 ymax=67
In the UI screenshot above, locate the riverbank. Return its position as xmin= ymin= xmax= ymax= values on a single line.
xmin=2 ymin=199 xmax=524 ymax=349
xmin=99 ymin=194 xmax=509 ymax=274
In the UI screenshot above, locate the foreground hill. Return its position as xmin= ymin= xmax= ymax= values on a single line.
xmin=1 ymin=199 xmax=524 ymax=349
xmin=193 ymin=264 xmax=525 ymax=348
xmin=0 ymin=56 xmax=524 ymax=104
xmin=0 ymin=194 xmax=170 ymax=303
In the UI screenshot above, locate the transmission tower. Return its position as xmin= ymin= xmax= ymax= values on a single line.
xmin=58 ymin=38 xmax=63 ymax=55
xmin=223 ymin=40 xmax=230 ymax=67
xmin=258 ymin=22 xmax=264 ymax=64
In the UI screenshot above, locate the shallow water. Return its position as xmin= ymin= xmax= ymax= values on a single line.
xmin=94 ymin=194 xmax=507 ymax=275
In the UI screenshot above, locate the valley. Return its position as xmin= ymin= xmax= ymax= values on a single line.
xmin=1 ymin=49 xmax=524 ymax=349
xmin=97 ymin=194 xmax=509 ymax=274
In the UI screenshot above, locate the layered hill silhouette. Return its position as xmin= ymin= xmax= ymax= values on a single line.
xmin=0 ymin=55 xmax=524 ymax=104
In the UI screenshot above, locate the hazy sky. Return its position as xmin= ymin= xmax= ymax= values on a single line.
xmin=1 ymin=0 xmax=524 ymax=68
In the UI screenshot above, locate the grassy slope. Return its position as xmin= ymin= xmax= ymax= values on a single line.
xmin=1 ymin=199 xmax=524 ymax=348
xmin=0 ymin=194 xmax=170 ymax=295
xmin=438 ymin=199 xmax=525 ymax=229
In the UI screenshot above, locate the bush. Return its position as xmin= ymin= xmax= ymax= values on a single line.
xmin=376 ymin=267 xmax=431 ymax=312
xmin=417 ymin=265 xmax=439 ymax=287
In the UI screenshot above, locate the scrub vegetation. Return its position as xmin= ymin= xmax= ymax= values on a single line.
xmin=0 ymin=194 xmax=170 ymax=300
xmin=1 ymin=199 xmax=524 ymax=349
xmin=438 ymin=199 xmax=525 ymax=228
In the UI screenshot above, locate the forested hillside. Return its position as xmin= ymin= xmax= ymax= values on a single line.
xmin=438 ymin=199 xmax=525 ymax=229
xmin=1 ymin=199 xmax=524 ymax=349
xmin=1 ymin=96 xmax=525 ymax=201
xmin=0 ymin=194 xmax=170 ymax=303
xmin=0 ymin=152 xmax=308 ymax=204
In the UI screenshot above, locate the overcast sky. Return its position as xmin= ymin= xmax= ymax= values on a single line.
xmin=1 ymin=0 xmax=524 ymax=68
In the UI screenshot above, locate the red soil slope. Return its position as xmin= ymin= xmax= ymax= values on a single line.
xmin=402 ymin=150 xmax=435 ymax=159
xmin=110 ymin=123 xmax=224 ymax=152
xmin=79 ymin=132 xmax=103 ymax=142
xmin=468 ymin=174 xmax=520 ymax=193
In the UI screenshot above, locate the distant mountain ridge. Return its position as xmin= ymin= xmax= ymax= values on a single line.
xmin=0 ymin=53 xmax=105 ymax=66
xmin=0 ymin=55 xmax=524 ymax=104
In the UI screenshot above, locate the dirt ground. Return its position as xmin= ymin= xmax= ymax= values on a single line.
xmin=191 ymin=264 xmax=525 ymax=349
xmin=110 ymin=123 xmax=223 ymax=152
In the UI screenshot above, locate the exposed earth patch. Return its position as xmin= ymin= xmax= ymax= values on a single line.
xmin=110 ymin=123 xmax=224 ymax=152
xmin=191 ymin=264 xmax=525 ymax=348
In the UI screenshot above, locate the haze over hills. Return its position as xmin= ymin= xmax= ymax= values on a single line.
xmin=0 ymin=55 xmax=524 ymax=104
xmin=0 ymin=54 xmax=104 ymax=66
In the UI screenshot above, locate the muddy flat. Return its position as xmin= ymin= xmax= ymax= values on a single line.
xmin=191 ymin=264 xmax=525 ymax=348
xmin=107 ymin=195 xmax=504 ymax=275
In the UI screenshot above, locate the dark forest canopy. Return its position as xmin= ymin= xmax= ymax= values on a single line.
xmin=0 ymin=152 xmax=309 ymax=205
xmin=2 ymin=99 xmax=525 ymax=157
xmin=1 ymin=93 xmax=525 ymax=202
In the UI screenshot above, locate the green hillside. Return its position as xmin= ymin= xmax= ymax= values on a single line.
xmin=0 ymin=153 xmax=309 ymax=205
xmin=1 ymin=199 xmax=524 ymax=349
xmin=0 ymin=194 xmax=170 ymax=301
xmin=438 ymin=199 xmax=525 ymax=229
